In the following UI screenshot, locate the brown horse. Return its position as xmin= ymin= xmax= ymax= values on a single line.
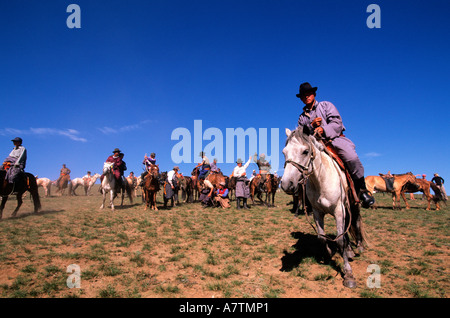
xmin=56 ymin=174 xmax=70 ymax=195
xmin=264 ymin=174 xmax=279 ymax=207
xmin=190 ymin=167 xmax=200 ymax=201
xmin=365 ymin=172 xmax=418 ymax=210
xmin=0 ymin=170 xmax=41 ymax=219
xmin=227 ymin=176 xmax=236 ymax=201
xmin=206 ymin=171 xmax=227 ymax=188
xmin=191 ymin=167 xmax=226 ymax=198
xmin=250 ymin=174 xmax=279 ymax=207
xmin=143 ymin=164 xmax=160 ymax=210
xmin=401 ymin=178 xmax=443 ymax=211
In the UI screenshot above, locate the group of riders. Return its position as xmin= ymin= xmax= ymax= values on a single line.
xmin=2 ymin=82 xmax=447 ymax=209
xmin=138 ymin=150 xmax=277 ymax=209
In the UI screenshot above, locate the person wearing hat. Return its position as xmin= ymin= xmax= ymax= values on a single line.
xmin=2 ymin=137 xmax=27 ymax=185
xmin=105 ymin=148 xmax=124 ymax=183
xmin=230 ymin=156 xmax=252 ymax=209
xmin=214 ymin=181 xmax=230 ymax=208
xmin=296 ymin=82 xmax=375 ymax=208
xmin=431 ymin=173 xmax=447 ymax=201
xmin=164 ymin=166 xmax=180 ymax=207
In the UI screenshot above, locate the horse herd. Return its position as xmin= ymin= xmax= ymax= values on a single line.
xmin=100 ymin=163 xmax=282 ymax=211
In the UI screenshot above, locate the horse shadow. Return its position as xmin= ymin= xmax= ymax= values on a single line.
xmin=280 ymin=232 xmax=342 ymax=275
xmin=1 ymin=209 xmax=65 ymax=221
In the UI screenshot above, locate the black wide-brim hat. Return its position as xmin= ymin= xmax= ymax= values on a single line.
xmin=296 ymin=82 xmax=317 ymax=98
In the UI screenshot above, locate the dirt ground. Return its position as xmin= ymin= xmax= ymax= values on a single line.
xmin=0 ymin=186 xmax=448 ymax=299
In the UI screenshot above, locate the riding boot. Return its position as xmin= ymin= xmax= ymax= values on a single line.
xmin=243 ymin=198 xmax=250 ymax=209
xmin=236 ymin=198 xmax=241 ymax=209
xmin=354 ymin=177 xmax=375 ymax=208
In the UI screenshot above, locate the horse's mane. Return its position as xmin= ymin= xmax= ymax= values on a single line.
xmin=286 ymin=127 xmax=325 ymax=152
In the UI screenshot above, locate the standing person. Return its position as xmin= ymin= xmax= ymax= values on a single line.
xmin=2 ymin=137 xmax=27 ymax=187
xmin=296 ymin=82 xmax=375 ymax=208
xmin=431 ymin=173 xmax=447 ymax=201
xmin=164 ymin=166 xmax=179 ymax=208
xmin=230 ymin=156 xmax=252 ymax=209
xmin=214 ymin=182 xmax=230 ymax=208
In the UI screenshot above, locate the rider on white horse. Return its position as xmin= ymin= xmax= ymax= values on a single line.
xmin=296 ymin=82 xmax=375 ymax=208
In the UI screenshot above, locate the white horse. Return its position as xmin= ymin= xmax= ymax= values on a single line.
xmin=69 ymin=173 xmax=101 ymax=196
xmin=100 ymin=162 xmax=124 ymax=211
xmin=280 ymin=128 xmax=367 ymax=288
xmin=36 ymin=176 xmax=52 ymax=197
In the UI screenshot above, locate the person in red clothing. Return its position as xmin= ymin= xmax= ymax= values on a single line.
xmin=105 ymin=148 xmax=124 ymax=179
xmin=104 ymin=148 xmax=125 ymax=187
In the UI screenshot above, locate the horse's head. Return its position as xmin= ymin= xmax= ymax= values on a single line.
xmin=281 ymin=128 xmax=316 ymax=194
xmin=103 ymin=162 xmax=114 ymax=174
xmin=149 ymin=164 xmax=159 ymax=177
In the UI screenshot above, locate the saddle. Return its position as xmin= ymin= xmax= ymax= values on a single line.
xmin=379 ymin=173 xmax=395 ymax=192
xmin=321 ymin=141 xmax=360 ymax=204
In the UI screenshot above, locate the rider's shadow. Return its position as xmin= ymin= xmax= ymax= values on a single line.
xmin=280 ymin=232 xmax=341 ymax=274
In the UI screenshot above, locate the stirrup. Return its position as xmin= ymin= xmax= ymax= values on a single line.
xmin=360 ymin=191 xmax=375 ymax=208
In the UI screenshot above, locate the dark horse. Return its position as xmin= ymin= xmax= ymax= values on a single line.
xmin=250 ymin=174 xmax=279 ymax=207
xmin=0 ymin=170 xmax=41 ymax=219
xmin=179 ymin=175 xmax=193 ymax=203
xmin=143 ymin=164 xmax=160 ymax=211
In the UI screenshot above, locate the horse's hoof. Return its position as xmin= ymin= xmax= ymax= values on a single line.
xmin=347 ymin=249 xmax=356 ymax=259
xmin=343 ymin=275 xmax=357 ymax=288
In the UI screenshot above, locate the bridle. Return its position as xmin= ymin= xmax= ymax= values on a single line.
xmin=283 ymin=138 xmax=316 ymax=181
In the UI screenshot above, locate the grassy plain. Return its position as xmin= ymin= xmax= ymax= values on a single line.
xmin=0 ymin=187 xmax=448 ymax=298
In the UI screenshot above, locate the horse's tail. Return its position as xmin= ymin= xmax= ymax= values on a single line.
xmin=348 ymin=203 xmax=370 ymax=249
xmin=26 ymin=174 xmax=42 ymax=213
xmin=68 ymin=181 xmax=73 ymax=195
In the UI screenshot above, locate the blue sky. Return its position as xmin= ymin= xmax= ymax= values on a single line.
xmin=1 ymin=0 xmax=449 ymax=182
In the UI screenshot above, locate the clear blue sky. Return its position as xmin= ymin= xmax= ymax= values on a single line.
xmin=1 ymin=0 xmax=449 ymax=182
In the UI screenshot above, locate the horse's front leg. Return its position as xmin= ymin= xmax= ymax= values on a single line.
xmin=110 ymin=190 xmax=115 ymax=211
xmin=100 ymin=190 xmax=106 ymax=209
xmin=335 ymin=209 xmax=357 ymax=288
xmin=400 ymin=191 xmax=410 ymax=209
xmin=313 ymin=210 xmax=333 ymax=260
xmin=153 ymin=192 xmax=158 ymax=211
xmin=0 ymin=196 xmax=8 ymax=219
xmin=11 ymin=193 xmax=24 ymax=217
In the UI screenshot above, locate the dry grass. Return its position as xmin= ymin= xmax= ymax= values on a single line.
xmin=0 ymin=187 xmax=448 ymax=298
